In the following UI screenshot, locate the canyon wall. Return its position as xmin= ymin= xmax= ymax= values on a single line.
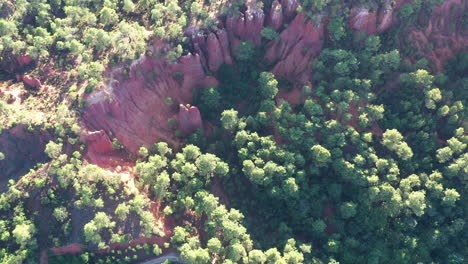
xmin=348 ymin=0 xmax=412 ymax=35
xmin=406 ymin=0 xmax=467 ymax=72
xmin=264 ymin=12 xmax=324 ymax=83
xmin=83 ymin=0 xmax=466 ymax=156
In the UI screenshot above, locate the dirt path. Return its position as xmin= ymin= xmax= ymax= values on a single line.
xmin=139 ymin=252 xmax=181 ymax=264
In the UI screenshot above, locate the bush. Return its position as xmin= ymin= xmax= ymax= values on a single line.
xmin=261 ymin=27 xmax=279 ymax=40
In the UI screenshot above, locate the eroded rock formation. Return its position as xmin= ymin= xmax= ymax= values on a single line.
xmin=178 ymin=104 xmax=203 ymax=135
xmin=83 ymin=130 xmax=113 ymax=154
xmin=348 ymin=0 xmax=413 ymax=35
xmin=349 ymin=6 xmax=378 ymax=35
xmin=226 ymin=0 xmax=265 ymax=48
xmin=21 ymin=75 xmax=42 ymax=89
xmin=84 ymin=38 xmax=217 ymax=154
xmin=83 ymin=0 xmax=466 ymax=156
xmin=265 ymin=13 xmax=324 ymax=83
xmin=266 ymin=0 xmax=283 ymax=30
xmin=406 ymin=0 xmax=467 ymax=72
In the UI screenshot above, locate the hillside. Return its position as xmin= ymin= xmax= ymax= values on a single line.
xmin=0 ymin=0 xmax=467 ymax=263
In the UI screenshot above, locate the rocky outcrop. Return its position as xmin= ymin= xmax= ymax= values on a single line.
xmin=267 ymin=0 xmax=283 ymax=30
xmin=83 ymin=0 xmax=466 ymax=157
xmin=207 ymin=32 xmax=226 ymax=72
xmin=84 ymin=39 xmax=216 ymax=154
xmin=347 ymin=0 xmax=466 ymax=71
xmin=83 ymin=130 xmax=113 ymax=154
xmin=192 ymin=0 xmax=314 ymax=83
xmin=265 ymin=13 xmax=325 ymax=83
xmin=280 ymin=0 xmax=299 ymax=19
xmin=217 ymin=29 xmax=233 ymax=66
xmin=225 ymin=0 xmax=265 ymax=47
xmin=81 ymin=129 xmax=134 ymax=168
xmin=192 ymin=0 xmax=415 ymax=82
xmin=348 ymin=0 xmax=413 ymax=35
xmin=192 ymin=0 xmax=265 ymax=71
xmin=21 ymin=75 xmax=42 ymax=89
xmin=83 ymin=0 xmax=268 ymax=155
xmin=376 ymin=9 xmax=393 ymax=33
xmin=349 ymin=7 xmax=378 ymax=35
xmin=178 ymin=104 xmax=203 ymax=134
xmin=406 ymin=0 xmax=467 ymax=72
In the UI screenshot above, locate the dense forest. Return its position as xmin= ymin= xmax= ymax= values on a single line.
xmin=0 ymin=0 xmax=466 ymax=264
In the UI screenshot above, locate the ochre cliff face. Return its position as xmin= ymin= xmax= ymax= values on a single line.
xmin=84 ymin=38 xmax=217 ymax=154
xmin=349 ymin=7 xmax=378 ymax=35
xmin=265 ymin=13 xmax=324 ymax=83
xmin=83 ymin=0 xmax=466 ymax=156
xmin=348 ymin=0 xmax=412 ymax=35
xmin=226 ymin=0 xmax=265 ymax=47
xmin=267 ymin=0 xmax=283 ymax=30
xmin=83 ymin=130 xmax=113 ymax=155
xmin=406 ymin=0 xmax=467 ymax=72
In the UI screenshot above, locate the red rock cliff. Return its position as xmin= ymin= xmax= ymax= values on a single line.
xmin=405 ymin=0 xmax=467 ymax=72
xmin=83 ymin=0 xmax=466 ymax=156
xmin=264 ymin=13 xmax=325 ymax=83
xmin=84 ymin=39 xmax=217 ymax=154
xmin=348 ymin=0 xmax=413 ymax=35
